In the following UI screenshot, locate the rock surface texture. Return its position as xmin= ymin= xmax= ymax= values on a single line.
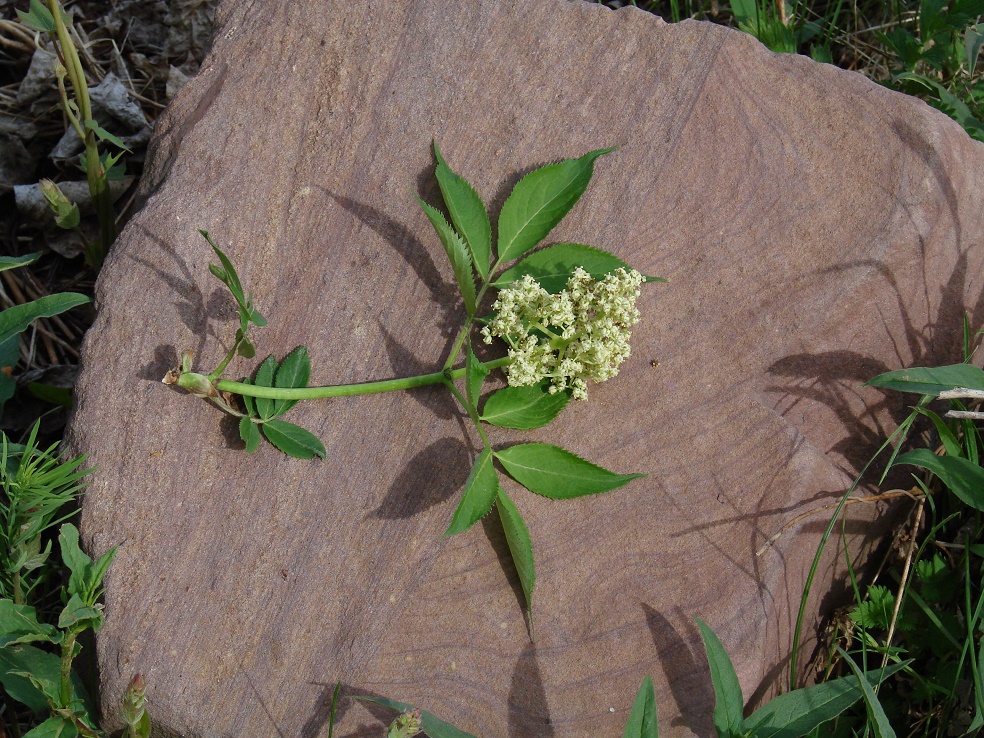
xmin=69 ymin=1 xmax=984 ymax=736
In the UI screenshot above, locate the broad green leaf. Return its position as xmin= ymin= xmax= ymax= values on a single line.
xmin=623 ymin=674 xmax=659 ymax=738
xmin=0 ymin=253 xmax=41 ymax=272
xmin=494 ymin=443 xmax=645 ymax=499
xmin=497 ymin=148 xmax=614 ymax=263
xmin=465 ymin=345 xmax=488 ymax=412
xmin=0 ymin=643 xmax=63 ymax=712
xmin=235 ymin=328 xmax=255 ymax=358
xmin=262 ymin=419 xmax=326 ymax=459
xmin=58 ymin=524 xmax=91 ymax=585
xmin=83 ymin=119 xmax=130 ymax=151
xmin=495 ymin=489 xmax=535 ymax=611
xmin=695 ymin=619 xmax=743 ymax=737
xmin=493 ymin=243 xmax=642 ymax=294
xmin=0 ymin=600 xmax=60 ymax=647
xmin=16 ymin=0 xmax=57 ymax=32
xmin=434 ymin=142 xmax=492 ymax=277
xmin=57 ymin=593 xmax=101 ymax=632
xmin=23 ymin=716 xmax=77 ymax=738
xmin=866 ymin=363 xmax=984 ymax=395
xmin=239 ymin=416 xmax=261 ymax=453
xmin=353 ymin=696 xmax=478 ymax=738
xmin=967 ymin=23 xmax=984 ymax=72
xmin=252 ymin=355 xmax=278 ymax=420
xmin=0 ymin=294 xmax=91 ymax=346
xmin=28 ymin=383 xmax=73 ymax=408
xmin=741 ymin=662 xmax=908 ymax=737
xmin=0 ymin=335 xmax=18 ymax=414
xmin=272 ymin=346 xmax=312 ymax=417
xmin=834 ymin=647 xmax=897 ymax=738
xmin=445 ymin=448 xmax=499 ymax=536
xmin=418 ymin=199 xmax=477 ymax=314
xmin=480 ymin=382 xmax=569 ymax=430
xmin=893 ymin=448 xmax=984 ymax=510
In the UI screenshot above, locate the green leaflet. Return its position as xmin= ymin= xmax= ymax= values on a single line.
xmin=623 ymin=675 xmax=659 ymax=738
xmin=741 ymin=662 xmax=908 ymax=737
xmin=695 ymin=618 xmax=744 ymax=737
xmin=464 ymin=344 xmax=488 ymax=412
xmin=418 ymin=198 xmax=477 ymax=315
xmin=434 ymin=142 xmax=492 ymax=278
xmin=892 ymin=448 xmax=984 ymax=511
xmin=0 ymin=294 xmax=91 ymax=346
xmin=444 ymin=448 xmax=499 ymax=536
xmin=272 ymin=345 xmax=312 ymax=417
xmin=496 ymin=489 xmax=535 ymax=612
xmin=252 ymin=355 xmax=278 ymax=420
xmin=866 ymin=363 xmax=984 ymax=395
xmin=15 ymin=0 xmax=59 ymax=32
xmin=480 ymin=382 xmax=569 ymax=430
xmin=0 ymin=600 xmax=60 ymax=648
xmin=239 ymin=416 xmax=261 ymax=453
xmin=0 ymin=253 xmax=41 ymax=272
xmin=22 ymin=716 xmax=77 ymax=738
xmin=261 ymin=419 xmax=327 ymax=460
xmin=494 ymin=443 xmax=645 ymax=499
xmin=352 ymin=696 xmax=478 ymax=738
xmin=497 ymin=148 xmax=614 ymax=264
xmin=494 ymin=243 xmax=644 ymax=294
xmin=83 ymin=118 xmax=130 ymax=152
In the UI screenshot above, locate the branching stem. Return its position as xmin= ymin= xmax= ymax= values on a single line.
xmin=212 ymin=357 xmax=511 ymax=401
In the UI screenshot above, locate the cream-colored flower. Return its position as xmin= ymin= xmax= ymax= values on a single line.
xmin=485 ymin=267 xmax=643 ymax=399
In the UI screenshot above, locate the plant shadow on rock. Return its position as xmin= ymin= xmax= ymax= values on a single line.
xmin=372 ymin=436 xmax=470 ymax=519
xmin=766 ymin=250 xmax=984 ymax=478
xmin=323 ymin=188 xmax=460 ymax=349
xmin=509 ymin=643 xmax=554 ymax=738
xmin=642 ymin=603 xmax=714 ymax=736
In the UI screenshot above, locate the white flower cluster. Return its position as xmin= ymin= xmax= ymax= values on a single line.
xmin=481 ymin=267 xmax=644 ymax=400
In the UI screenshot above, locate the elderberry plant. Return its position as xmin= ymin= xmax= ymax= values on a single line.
xmin=164 ymin=143 xmax=664 ymax=617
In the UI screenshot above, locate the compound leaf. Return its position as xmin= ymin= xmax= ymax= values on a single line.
xmin=494 ymin=443 xmax=644 ymax=499
xmin=239 ymin=416 xmax=261 ymax=453
xmin=494 ymin=243 xmax=645 ymax=294
xmin=480 ymin=382 xmax=569 ymax=430
xmin=252 ymin=355 xmax=278 ymax=420
xmin=434 ymin=142 xmax=492 ymax=277
xmin=272 ymin=346 xmax=312 ymax=417
xmin=445 ymin=448 xmax=499 ymax=536
xmin=496 ymin=489 xmax=535 ymax=612
xmin=262 ymin=419 xmax=326 ymax=460
xmin=497 ymin=148 xmax=614 ymax=264
xmin=418 ymin=199 xmax=477 ymax=314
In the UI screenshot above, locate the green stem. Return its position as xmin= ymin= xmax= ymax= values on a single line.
xmin=12 ymin=570 xmax=21 ymax=606
xmin=441 ymin=258 xmax=504 ymax=371
xmin=443 ymin=379 xmax=491 ymax=448
xmin=59 ymin=629 xmax=78 ymax=707
xmin=214 ymin=357 xmax=511 ymax=400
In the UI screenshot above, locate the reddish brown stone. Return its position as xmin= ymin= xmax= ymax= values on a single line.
xmin=68 ymin=1 xmax=984 ymax=735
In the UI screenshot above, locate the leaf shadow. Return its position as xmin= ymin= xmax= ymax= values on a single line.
xmin=373 ymin=437 xmax=470 ymax=519
xmin=508 ymin=642 xmax=554 ymax=737
xmin=641 ymin=603 xmax=716 ymax=737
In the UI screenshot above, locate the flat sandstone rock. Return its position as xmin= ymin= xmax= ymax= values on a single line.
xmin=69 ymin=1 xmax=984 ymax=736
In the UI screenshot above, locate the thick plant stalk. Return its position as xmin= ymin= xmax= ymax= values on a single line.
xmin=46 ymin=0 xmax=114 ymax=269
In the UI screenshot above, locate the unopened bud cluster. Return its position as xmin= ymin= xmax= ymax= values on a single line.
xmin=481 ymin=267 xmax=644 ymax=400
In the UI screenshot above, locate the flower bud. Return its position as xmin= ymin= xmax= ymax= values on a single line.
xmin=39 ymin=179 xmax=80 ymax=229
